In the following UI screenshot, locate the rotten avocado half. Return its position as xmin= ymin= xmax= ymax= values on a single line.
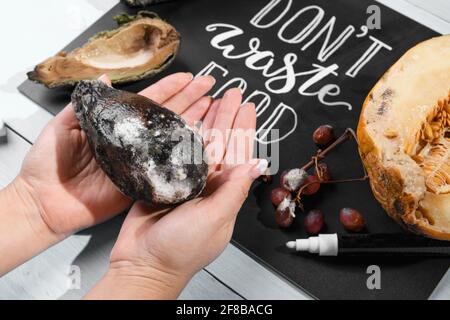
xmin=71 ymin=80 xmax=208 ymax=205
xmin=28 ymin=11 xmax=180 ymax=88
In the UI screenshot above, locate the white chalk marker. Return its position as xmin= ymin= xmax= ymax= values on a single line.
xmin=286 ymin=234 xmax=338 ymax=256
xmin=287 ymin=234 xmax=450 ymax=257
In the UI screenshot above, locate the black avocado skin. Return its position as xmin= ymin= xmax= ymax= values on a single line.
xmin=71 ymin=80 xmax=208 ymax=205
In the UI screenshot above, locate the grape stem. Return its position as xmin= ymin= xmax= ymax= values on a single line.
xmin=294 ymin=128 xmax=369 ymax=207
xmin=301 ymin=128 xmax=356 ymax=171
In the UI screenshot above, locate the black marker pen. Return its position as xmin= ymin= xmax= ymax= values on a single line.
xmin=286 ymin=234 xmax=450 ymax=256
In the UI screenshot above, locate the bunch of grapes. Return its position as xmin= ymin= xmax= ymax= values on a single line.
xmin=269 ymin=125 xmax=366 ymax=234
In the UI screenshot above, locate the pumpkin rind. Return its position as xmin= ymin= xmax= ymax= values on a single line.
xmin=357 ymin=35 xmax=450 ymax=240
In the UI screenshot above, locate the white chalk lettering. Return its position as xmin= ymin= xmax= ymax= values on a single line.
xmin=256 ymin=103 xmax=298 ymax=144
xmin=300 ymin=16 xmax=355 ymax=62
xmin=196 ymin=61 xmax=229 ymax=78
xmin=206 ymin=23 xmax=352 ymax=109
xmin=346 ymin=36 xmax=392 ymax=78
xmin=250 ymin=0 xmax=293 ymax=29
xmin=278 ymin=6 xmax=324 ymax=44
xmin=243 ymin=90 xmax=272 ymax=117
xmin=202 ymin=1 xmax=394 ymax=145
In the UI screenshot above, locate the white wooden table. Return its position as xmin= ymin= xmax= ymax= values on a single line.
xmin=0 ymin=0 xmax=449 ymax=300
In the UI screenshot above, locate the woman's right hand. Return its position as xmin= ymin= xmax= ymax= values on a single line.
xmin=86 ymin=88 xmax=265 ymax=299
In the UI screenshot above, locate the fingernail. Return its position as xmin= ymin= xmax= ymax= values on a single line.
xmin=186 ymin=72 xmax=194 ymax=80
xmin=206 ymin=75 xmax=216 ymax=86
xmin=232 ymin=86 xmax=244 ymax=95
xmin=225 ymin=87 xmax=241 ymax=98
xmin=250 ymin=159 xmax=269 ymax=179
xmin=97 ymin=74 xmax=111 ymax=85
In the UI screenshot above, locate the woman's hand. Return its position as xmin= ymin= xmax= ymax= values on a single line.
xmin=86 ymin=88 xmax=265 ymax=300
xmin=17 ymin=73 xmax=216 ymax=237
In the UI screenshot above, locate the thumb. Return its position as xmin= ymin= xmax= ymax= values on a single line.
xmin=97 ymin=74 xmax=112 ymax=86
xmin=206 ymin=159 xmax=268 ymax=219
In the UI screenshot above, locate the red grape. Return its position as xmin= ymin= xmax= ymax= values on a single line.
xmin=301 ymin=175 xmax=321 ymax=195
xmin=281 ymin=168 xmax=308 ymax=192
xmin=304 ymin=209 xmax=325 ymax=235
xmin=275 ymin=199 xmax=295 ymax=228
xmin=313 ymin=125 xmax=335 ymax=145
xmin=271 ymin=188 xmax=291 ymax=206
xmin=339 ymin=208 xmax=365 ymax=232
xmin=275 ymin=208 xmax=294 ymax=228
xmin=279 ymin=170 xmax=288 ymax=188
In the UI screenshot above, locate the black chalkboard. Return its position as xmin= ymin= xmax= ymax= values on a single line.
xmin=19 ymin=0 xmax=449 ymax=300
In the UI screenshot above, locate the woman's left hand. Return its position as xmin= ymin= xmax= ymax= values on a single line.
xmin=86 ymin=88 xmax=264 ymax=299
